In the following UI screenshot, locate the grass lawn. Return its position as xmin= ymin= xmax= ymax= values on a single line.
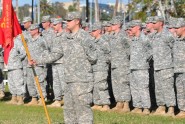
xmin=1 ymin=86 xmax=185 ymax=124
xmin=0 ymin=100 xmax=185 ymax=124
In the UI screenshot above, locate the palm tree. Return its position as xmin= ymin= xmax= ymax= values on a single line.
xmin=40 ymin=0 xmax=54 ymax=16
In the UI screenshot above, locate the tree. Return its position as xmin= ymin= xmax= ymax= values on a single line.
xmin=40 ymin=0 xmax=54 ymax=16
xmin=52 ymin=2 xmax=67 ymax=18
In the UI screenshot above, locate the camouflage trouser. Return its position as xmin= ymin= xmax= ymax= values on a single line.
xmin=52 ymin=64 xmax=66 ymax=101
xmin=175 ymin=73 xmax=185 ymax=111
xmin=8 ymin=69 xmax=25 ymax=96
xmin=0 ymin=63 xmax=4 ymax=91
xmin=93 ymin=71 xmax=110 ymax=105
xmin=64 ymin=82 xmax=93 ymax=124
xmin=130 ymin=69 xmax=151 ymax=108
xmin=154 ymin=68 xmax=176 ymax=107
xmin=111 ymin=68 xmax=131 ymax=102
xmin=26 ymin=66 xmax=47 ymax=98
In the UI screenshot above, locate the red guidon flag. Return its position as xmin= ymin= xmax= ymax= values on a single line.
xmin=0 ymin=0 xmax=22 ymax=64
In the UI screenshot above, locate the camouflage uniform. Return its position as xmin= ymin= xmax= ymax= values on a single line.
xmin=41 ymin=15 xmax=56 ymax=98
xmin=27 ymin=24 xmax=47 ymax=99
xmin=129 ymin=21 xmax=151 ymax=109
xmin=152 ymin=19 xmax=176 ymax=107
xmin=173 ymin=19 xmax=185 ymax=111
xmin=63 ymin=26 xmax=97 ymax=124
xmin=110 ymin=19 xmax=131 ymax=103
xmin=91 ymin=23 xmax=111 ymax=106
xmin=7 ymin=37 xmax=26 ymax=96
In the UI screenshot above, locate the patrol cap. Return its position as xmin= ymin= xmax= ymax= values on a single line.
xmin=110 ymin=16 xmax=123 ymax=25
xmin=65 ymin=11 xmax=81 ymax=21
xmin=129 ymin=20 xmax=142 ymax=27
xmin=53 ymin=18 xmax=63 ymax=25
xmin=91 ymin=22 xmax=102 ymax=31
xmin=29 ymin=23 xmax=40 ymax=30
xmin=102 ymin=21 xmax=112 ymax=27
xmin=153 ymin=16 xmax=164 ymax=23
xmin=82 ymin=21 xmax=89 ymax=27
xmin=146 ymin=16 xmax=155 ymax=23
xmin=22 ymin=17 xmax=32 ymax=23
xmin=50 ymin=18 xmax=55 ymax=23
xmin=174 ymin=18 xmax=185 ymax=28
xmin=42 ymin=15 xmax=51 ymax=22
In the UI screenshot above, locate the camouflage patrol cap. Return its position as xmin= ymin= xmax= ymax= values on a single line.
xmin=65 ymin=11 xmax=81 ymax=21
xmin=153 ymin=16 xmax=164 ymax=23
xmin=174 ymin=18 xmax=185 ymax=28
xmin=50 ymin=18 xmax=55 ymax=23
xmin=146 ymin=16 xmax=155 ymax=23
xmin=53 ymin=18 xmax=63 ymax=25
xmin=129 ymin=20 xmax=142 ymax=27
xmin=82 ymin=21 xmax=89 ymax=27
xmin=110 ymin=16 xmax=123 ymax=25
xmin=22 ymin=17 xmax=32 ymax=23
xmin=102 ymin=21 xmax=111 ymax=27
xmin=42 ymin=15 xmax=51 ymax=22
xmin=91 ymin=22 xmax=102 ymax=31
xmin=29 ymin=23 xmax=39 ymax=30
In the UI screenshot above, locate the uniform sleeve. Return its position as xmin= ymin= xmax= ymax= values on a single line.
xmin=83 ymin=37 xmax=97 ymax=65
xmin=36 ymin=38 xmax=64 ymax=64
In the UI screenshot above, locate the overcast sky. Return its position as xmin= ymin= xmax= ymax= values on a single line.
xmin=13 ymin=0 xmax=128 ymax=6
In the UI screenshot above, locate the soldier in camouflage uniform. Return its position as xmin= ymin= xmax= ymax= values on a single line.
xmin=0 ymin=45 xmax=4 ymax=99
xmin=62 ymin=11 xmax=97 ymax=124
xmin=26 ymin=24 xmax=47 ymax=106
xmin=151 ymin=16 xmax=176 ymax=116
xmin=46 ymin=18 xmax=67 ymax=107
xmin=41 ymin=15 xmax=56 ymax=100
xmin=90 ymin=22 xmax=111 ymax=111
xmin=129 ymin=20 xmax=151 ymax=115
xmin=22 ymin=17 xmax=32 ymax=99
xmin=172 ymin=18 xmax=185 ymax=118
xmin=110 ymin=16 xmax=131 ymax=112
xmin=7 ymin=36 xmax=27 ymax=105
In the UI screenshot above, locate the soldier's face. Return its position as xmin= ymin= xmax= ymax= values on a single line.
xmin=23 ymin=21 xmax=31 ymax=29
xmin=176 ymin=27 xmax=184 ymax=37
xmin=42 ymin=21 xmax=50 ymax=29
xmin=111 ymin=24 xmax=120 ymax=31
xmin=146 ymin=23 xmax=153 ymax=30
xmin=29 ymin=29 xmax=39 ymax=37
xmin=53 ymin=23 xmax=62 ymax=32
xmin=66 ymin=19 xmax=80 ymax=31
xmin=90 ymin=29 xmax=101 ymax=38
xmin=153 ymin=21 xmax=163 ymax=30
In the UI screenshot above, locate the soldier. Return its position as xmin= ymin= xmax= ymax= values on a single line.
xmin=26 ymin=24 xmax=47 ymax=106
xmin=172 ymin=18 xmax=185 ymax=118
xmin=7 ymin=36 xmax=26 ymax=105
xmin=110 ymin=16 xmax=131 ymax=112
xmin=63 ymin=11 xmax=97 ymax=124
xmin=90 ymin=22 xmax=111 ymax=111
xmin=0 ymin=45 xmax=4 ymax=99
xmin=102 ymin=21 xmax=112 ymax=35
xmin=129 ymin=20 xmax=151 ymax=115
xmin=46 ymin=18 xmax=66 ymax=107
xmin=151 ymin=16 xmax=176 ymax=116
xmin=41 ymin=15 xmax=56 ymax=100
xmin=22 ymin=17 xmax=32 ymax=99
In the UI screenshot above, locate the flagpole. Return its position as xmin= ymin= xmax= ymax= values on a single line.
xmin=20 ymin=34 xmax=51 ymax=124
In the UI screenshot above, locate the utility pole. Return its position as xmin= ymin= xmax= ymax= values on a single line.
xmin=86 ymin=0 xmax=89 ymax=22
xmin=94 ymin=0 xmax=100 ymax=22
xmin=32 ymin=0 xmax=34 ymax=23
xmin=37 ymin=0 xmax=40 ymax=24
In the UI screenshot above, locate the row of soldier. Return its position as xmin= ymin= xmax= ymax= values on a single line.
xmin=0 ymin=11 xmax=185 ymax=123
